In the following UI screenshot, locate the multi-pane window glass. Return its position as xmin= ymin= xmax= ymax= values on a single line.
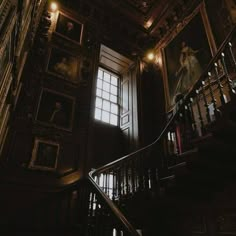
xmin=95 ymin=68 xmax=119 ymax=126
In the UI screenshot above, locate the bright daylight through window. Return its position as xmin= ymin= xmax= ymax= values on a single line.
xmin=94 ymin=67 xmax=119 ymax=126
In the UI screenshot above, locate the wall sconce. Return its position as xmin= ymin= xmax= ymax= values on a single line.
xmin=147 ymin=52 xmax=155 ymax=61
xmin=143 ymin=50 xmax=163 ymax=70
xmin=146 ymin=50 xmax=155 ymax=62
xmin=50 ymin=2 xmax=58 ymax=12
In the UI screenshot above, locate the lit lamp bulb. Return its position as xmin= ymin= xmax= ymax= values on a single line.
xmin=50 ymin=2 xmax=58 ymax=11
xmin=147 ymin=52 xmax=155 ymax=61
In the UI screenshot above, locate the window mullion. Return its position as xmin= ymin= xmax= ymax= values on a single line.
xmin=95 ymin=67 xmax=119 ymax=126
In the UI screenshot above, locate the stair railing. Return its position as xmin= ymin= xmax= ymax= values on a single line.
xmin=89 ymin=26 xmax=236 ymax=203
xmin=75 ymin=178 xmax=141 ymax=236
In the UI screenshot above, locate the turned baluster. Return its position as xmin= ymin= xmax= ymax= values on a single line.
xmin=137 ymin=154 xmax=143 ymax=191
xmin=103 ymin=173 xmax=106 ymax=194
xmin=103 ymin=172 xmax=107 ymax=195
xmin=207 ymin=71 xmax=219 ymax=115
xmin=130 ymin=160 xmax=136 ymax=194
xmin=142 ymin=169 xmax=147 ymax=191
xmin=119 ymin=165 xmax=124 ymax=197
xmin=195 ymin=89 xmax=205 ymax=135
xmin=117 ymin=168 xmax=122 ymax=200
xmin=201 ymin=80 xmax=211 ymax=124
xmin=125 ymin=163 xmax=130 ymax=195
xmin=112 ymin=170 xmax=116 ymax=201
xmin=135 ymin=158 xmax=139 ymax=193
xmin=181 ymin=104 xmax=194 ymax=150
xmin=107 ymin=171 xmax=110 ymax=198
xmin=144 ymin=151 xmax=150 ymax=190
xmin=214 ymin=62 xmax=226 ymax=105
xmin=88 ymin=192 xmax=92 ymax=217
xmin=221 ymin=52 xmax=236 ymax=98
xmin=148 ymin=169 xmax=152 ymax=189
xmin=189 ymin=98 xmax=197 ymax=135
xmin=90 ymin=192 xmax=96 ymax=217
xmin=228 ymin=42 xmax=236 ymax=68
xmin=155 ymin=168 xmax=159 ymax=186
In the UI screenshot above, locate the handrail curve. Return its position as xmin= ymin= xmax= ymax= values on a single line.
xmin=87 ymin=176 xmax=141 ymax=236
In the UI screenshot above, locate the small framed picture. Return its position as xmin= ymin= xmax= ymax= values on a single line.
xmin=29 ymin=138 xmax=59 ymax=171
xmin=55 ymin=12 xmax=83 ymax=44
xmin=35 ymin=88 xmax=75 ymax=131
xmin=47 ymin=47 xmax=79 ymax=83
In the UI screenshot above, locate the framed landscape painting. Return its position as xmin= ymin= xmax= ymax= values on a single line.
xmin=162 ymin=3 xmax=217 ymax=110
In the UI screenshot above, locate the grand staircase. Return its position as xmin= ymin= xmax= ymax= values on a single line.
xmin=84 ymin=26 xmax=236 ymax=235
xmin=1 ymin=28 xmax=236 ymax=236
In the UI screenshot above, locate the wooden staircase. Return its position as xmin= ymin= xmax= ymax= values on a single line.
xmin=1 ymin=24 xmax=236 ymax=236
xmin=86 ymin=26 xmax=236 ymax=235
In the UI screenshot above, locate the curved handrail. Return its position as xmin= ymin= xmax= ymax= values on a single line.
xmin=89 ymin=100 xmax=183 ymax=176
xmin=87 ymin=175 xmax=141 ymax=236
xmin=90 ymin=25 xmax=236 ymax=177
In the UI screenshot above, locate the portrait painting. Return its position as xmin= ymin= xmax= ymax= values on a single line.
xmin=163 ymin=4 xmax=216 ymax=110
xmin=47 ymin=47 xmax=79 ymax=83
xmin=55 ymin=12 xmax=83 ymax=44
xmin=29 ymin=138 xmax=59 ymax=171
xmin=35 ymin=88 xmax=75 ymax=131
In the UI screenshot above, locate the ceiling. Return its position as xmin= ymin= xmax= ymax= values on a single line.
xmin=102 ymin=0 xmax=174 ymax=31
xmin=60 ymin=0 xmax=194 ymax=56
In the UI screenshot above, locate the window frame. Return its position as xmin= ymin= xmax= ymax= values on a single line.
xmin=94 ymin=66 xmax=121 ymax=126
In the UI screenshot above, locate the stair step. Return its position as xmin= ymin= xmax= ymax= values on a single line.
xmin=191 ymin=133 xmax=236 ymax=159
xmin=207 ymin=118 xmax=236 ymax=140
xmin=218 ymin=97 xmax=236 ymax=120
xmin=168 ymin=161 xmax=186 ymax=170
xmin=167 ymin=148 xmax=199 ymax=168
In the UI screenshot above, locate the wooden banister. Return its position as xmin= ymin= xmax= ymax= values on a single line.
xmin=90 ymin=25 xmax=236 ymax=178
xmin=84 ymin=26 xmax=236 ymax=236
xmin=87 ymin=176 xmax=141 ymax=236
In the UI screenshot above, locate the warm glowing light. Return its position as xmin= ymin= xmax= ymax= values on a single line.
xmin=155 ymin=54 xmax=162 ymax=66
xmin=147 ymin=52 xmax=155 ymax=61
xmin=50 ymin=2 xmax=58 ymax=11
xmin=144 ymin=20 xmax=152 ymax=29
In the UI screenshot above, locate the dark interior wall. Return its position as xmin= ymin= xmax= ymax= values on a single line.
xmin=88 ymin=122 xmax=125 ymax=169
xmin=205 ymin=0 xmax=234 ymax=47
xmin=139 ymin=63 xmax=166 ymax=146
xmin=3 ymin=0 xmax=233 ymax=181
xmin=1 ymin=3 xmax=97 ymax=179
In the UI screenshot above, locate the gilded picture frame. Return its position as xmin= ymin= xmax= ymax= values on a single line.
xmin=29 ymin=138 xmax=59 ymax=171
xmin=35 ymin=88 xmax=75 ymax=131
xmin=161 ymin=2 xmax=217 ymax=111
xmin=54 ymin=11 xmax=83 ymax=45
xmin=47 ymin=46 xmax=80 ymax=83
